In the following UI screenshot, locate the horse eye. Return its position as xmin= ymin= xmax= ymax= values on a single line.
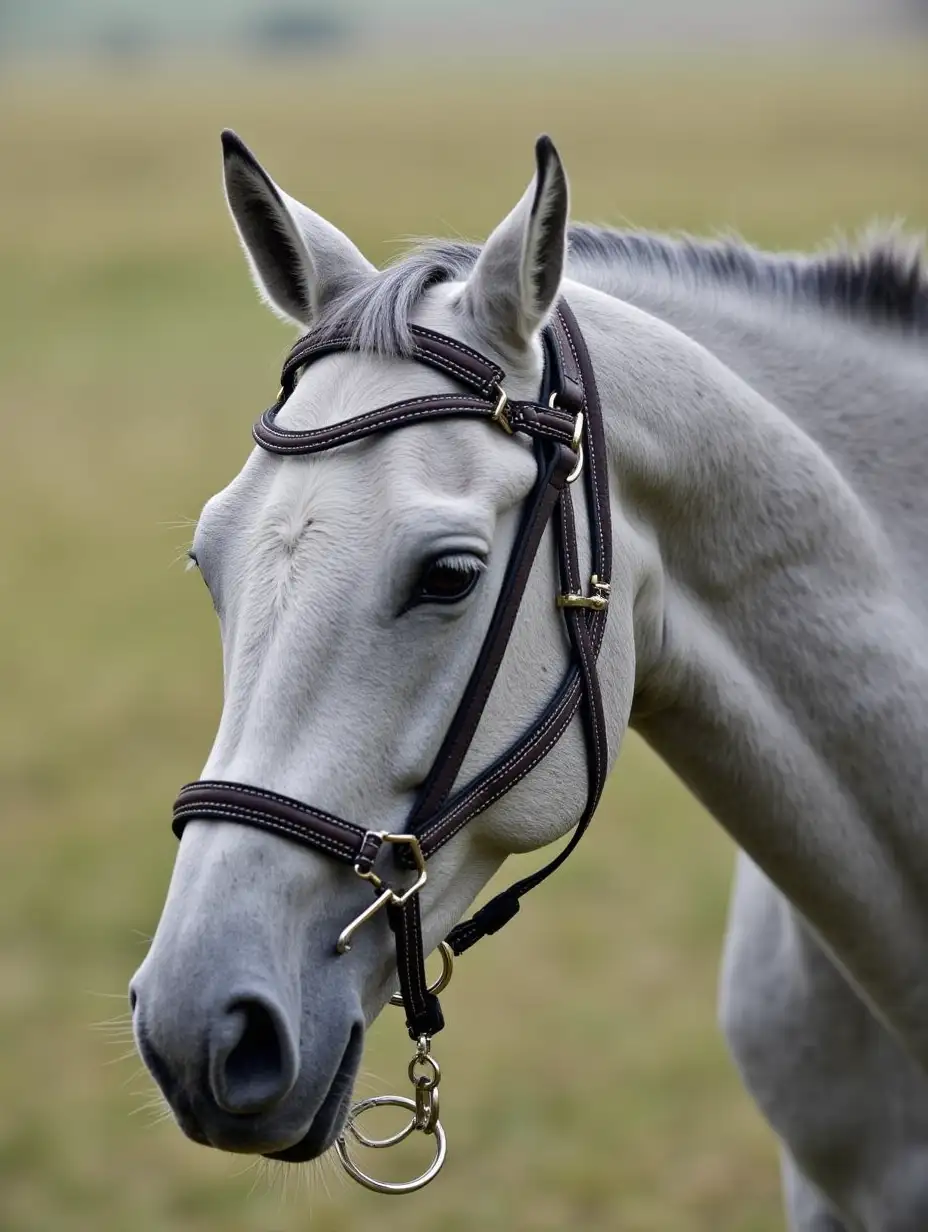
xmin=410 ymin=555 xmax=484 ymax=608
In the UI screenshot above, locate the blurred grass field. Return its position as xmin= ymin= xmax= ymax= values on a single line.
xmin=1 ymin=47 xmax=926 ymax=1232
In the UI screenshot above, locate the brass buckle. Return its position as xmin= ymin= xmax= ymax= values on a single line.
xmin=556 ymin=573 xmax=611 ymax=612
xmin=491 ymin=385 xmax=513 ymax=435
xmin=335 ymin=833 xmax=427 ymax=954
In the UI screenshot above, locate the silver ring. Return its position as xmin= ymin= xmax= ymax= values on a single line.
xmin=346 ymin=1105 xmax=418 ymax=1150
xmin=335 ymin=1095 xmax=447 ymax=1194
xmin=390 ymin=941 xmax=454 ymax=1007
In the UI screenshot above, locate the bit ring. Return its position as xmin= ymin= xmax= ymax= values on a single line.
xmin=335 ymin=1095 xmax=447 ymax=1194
xmin=389 ymin=941 xmax=454 ymax=1006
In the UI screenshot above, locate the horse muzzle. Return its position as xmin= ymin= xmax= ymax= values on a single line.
xmin=130 ymin=973 xmax=364 ymax=1159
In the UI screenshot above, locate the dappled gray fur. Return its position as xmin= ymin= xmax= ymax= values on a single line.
xmin=306 ymin=225 xmax=928 ymax=357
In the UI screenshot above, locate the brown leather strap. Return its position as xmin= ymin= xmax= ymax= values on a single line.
xmin=388 ymin=895 xmax=445 ymax=1039
xmin=406 ymin=439 xmax=577 ymax=829
xmin=548 ymin=303 xmax=585 ymax=414
xmin=171 ymin=299 xmax=612 ymax=1037
xmin=281 ymin=323 xmax=506 ymax=401
xmin=412 ymin=306 xmax=611 ymax=857
xmin=253 ymin=395 xmax=578 ymax=455
xmin=443 ymin=305 xmax=613 ymax=953
xmin=173 ymin=780 xmax=368 ymax=865
xmin=557 ymin=300 xmax=612 ymax=585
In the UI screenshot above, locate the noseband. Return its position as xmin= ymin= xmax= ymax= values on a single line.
xmin=171 ymin=300 xmax=612 ymax=1191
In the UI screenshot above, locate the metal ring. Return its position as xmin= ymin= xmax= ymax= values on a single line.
xmin=390 ymin=941 xmax=454 ymax=1007
xmin=345 ymin=1105 xmax=418 ymax=1151
xmin=566 ymin=441 xmax=584 ymax=484
xmin=408 ymin=1051 xmax=441 ymax=1088
xmin=414 ymin=1080 xmax=440 ymax=1133
xmin=335 ymin=1096 xmax=447 ymax=1195
xmin=491 ymin=386 xmax=513 ymax=435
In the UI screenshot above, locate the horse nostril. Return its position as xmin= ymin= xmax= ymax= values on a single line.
xmin=209 ymin=995 xmax=298 ymax=1116
xmin=227 ymin=1001 xmax=281 ymax=1089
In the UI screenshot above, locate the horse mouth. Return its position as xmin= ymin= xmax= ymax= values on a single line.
xmin=137 ymin=1013 xmax=364 ymax=1162
xmin=264 ymin=1022 xmax=363 ymax=1163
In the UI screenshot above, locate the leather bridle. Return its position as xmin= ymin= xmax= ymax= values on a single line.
xmin=171 ymin=299 xmax=612 ymax=1189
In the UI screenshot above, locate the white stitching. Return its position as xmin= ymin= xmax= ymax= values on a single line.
xmin=284 ymin=328 xmax=503 ymax=397
xmin=393 ymin=902 xmax=425 ymax=1022
xmin=411 ymin=326 xmax=505 ymax=384
xmin=174 ymin=801 xmax=355 ymax=855
xmin=173 ymin=799 xmax=357 ymax=841
xmin=260 ymin=394 xmax=488 ymax=435
xmin=552 ymin=316 xmax=571 ymax=393
xmin=416 ymin=348 xmax=492 ymax=391
xmin=558 ymin=308 xmax=606 ymax=572
xmin=255 ymin=397 xmax=492 ymax=450
xmin=189 ymin=307 xmax=611 ymax=894
xmin=174 ymin=802 xmax=357 ymax=859
xmin=407 ymin=903 xmax=426 ymax=1010
xmin=555 ymin=308 xmax=607 ymax=572
xmin=256 ymin=399 xmax=573 ymax=455
xmin=417 ymin=469 xmax=566 ymax=797
xmin=556 ymin=309 xmax=588 ymax=413
xmin=180 ymin=782 xmax=365 ymax=843
xmin=572 ymin=613 xmax=604 ymax=777
xmin=419 ymin=682 xmax=581 ymax=850
xmin=421 ymin=690 xmax=583 ymax=855
xmin=559 ymin=494 xmax=604 ymax=776
xmin=560 ymin=495 xmax=581 ymax=592
xmin=174 ymin=807 xmax=354 ymax=860
xmin=508 ymin=406 xmax=573 ymax=444
xmin=442 ymin=677 xmax=578 ymax=817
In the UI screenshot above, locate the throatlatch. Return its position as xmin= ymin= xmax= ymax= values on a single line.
xmin=172 ymin=300 xmax=612 ymax=1192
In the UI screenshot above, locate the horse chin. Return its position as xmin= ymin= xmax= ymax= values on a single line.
xmin=264 ymin=1025 xmax=361 ymax=1163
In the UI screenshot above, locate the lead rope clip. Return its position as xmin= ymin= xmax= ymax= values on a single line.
xmin=334 ymin=942 xmax=454 ymax=1194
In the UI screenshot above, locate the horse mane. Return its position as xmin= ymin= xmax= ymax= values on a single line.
xmin=307 ymin=225 xmax=928 ymax=357
xmin=569 ymin=225 xmax=928 ymax=337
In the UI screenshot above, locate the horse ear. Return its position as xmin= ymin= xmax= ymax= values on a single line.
xmin=460 ymin=136 xmax=569 ymax=352
xmin=221 ymin=129 xmax=374 ymax=328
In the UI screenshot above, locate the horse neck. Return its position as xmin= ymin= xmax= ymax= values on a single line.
xmin=577 ymin=283 xmax=928 ymax=1064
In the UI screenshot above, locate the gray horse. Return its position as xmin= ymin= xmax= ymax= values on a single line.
xmin=131 ymin=132 xmax=928 ymax=1229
